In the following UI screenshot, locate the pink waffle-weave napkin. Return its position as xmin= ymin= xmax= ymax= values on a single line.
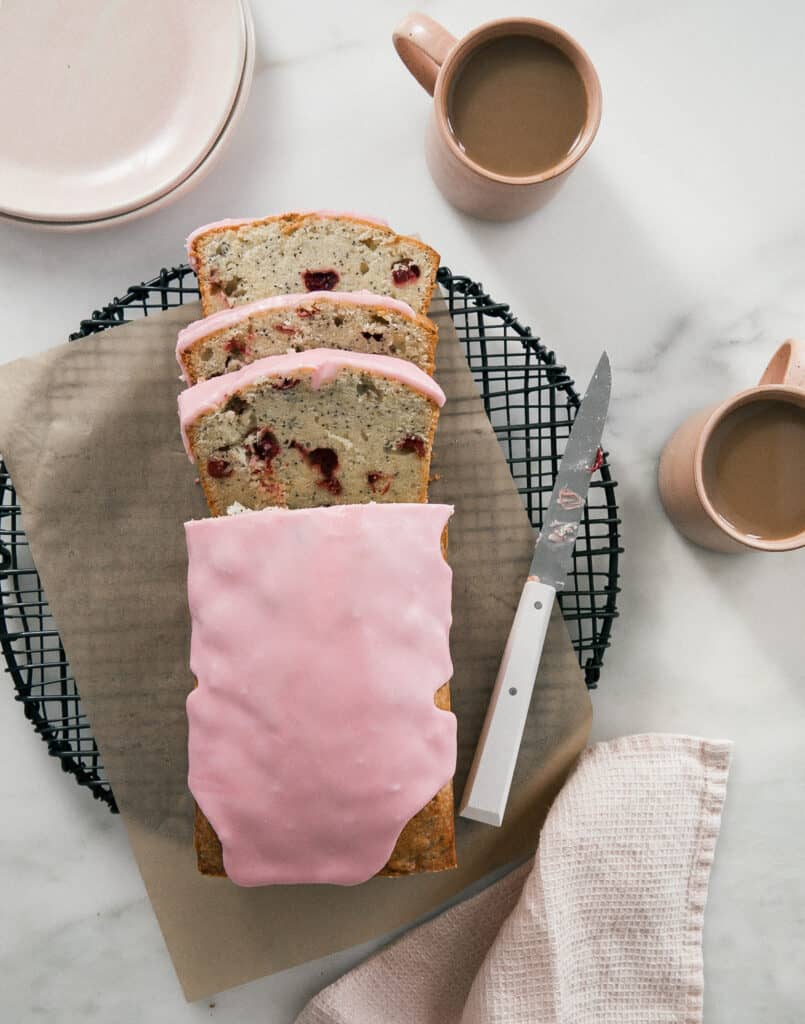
xmin=296 ymin=733 xmax=731 ymax=1024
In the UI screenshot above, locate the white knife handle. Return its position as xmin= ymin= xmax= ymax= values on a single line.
xmin=459 ymin=579 xmax=555 ymax=827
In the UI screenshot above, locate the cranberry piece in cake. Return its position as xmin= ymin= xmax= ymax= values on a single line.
xmin=224 ymin=337 xmax=249 ymax=357
xmin=291 ymin=442 xmax=342 ymax=495
xmin=302 ymin=269 xmax=339 ymax=292
xmin=395 ymin=434 xmax=427 ymax=458
xmin=207 ymin=458 xmax=233 ymax=479
xmin=391 ymin=259 xmax=421 ymax=286
xmin=226 ymin=395 xmax=248 ymax=415
xmin=367 ymin=471 xmax=394 ymax=496
xmin=307 ymin=447 xmax=339 ymax=479
xmin=250 ymin=428 xmax=281 ymax=465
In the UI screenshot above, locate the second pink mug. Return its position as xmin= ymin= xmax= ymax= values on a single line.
xmin=393 ymin=13 xmax=602 ymax=220
xmin=658 ymin=340 xmax=805 ymax=553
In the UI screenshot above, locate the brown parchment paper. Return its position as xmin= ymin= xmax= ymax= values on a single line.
xmin=0 ymin=293 xmax=591 ymax=1001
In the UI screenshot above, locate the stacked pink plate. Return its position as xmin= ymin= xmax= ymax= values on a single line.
xmin=0 ymin=0 xmax=254 ymax=231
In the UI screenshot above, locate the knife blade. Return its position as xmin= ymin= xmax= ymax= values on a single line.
xmin=459 ymin=352 xmax=612 ymax=827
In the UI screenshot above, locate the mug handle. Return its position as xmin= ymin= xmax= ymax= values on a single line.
xmin=393 ymin=12 xmax=457 ymax=96
xmin=759 ymin=339 xmax=805 ymax=389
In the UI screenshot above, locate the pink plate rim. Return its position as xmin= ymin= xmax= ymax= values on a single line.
xmin=0 ymin=0 xmax=255 ymax=233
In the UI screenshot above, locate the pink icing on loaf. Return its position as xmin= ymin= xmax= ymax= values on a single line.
xmin=185 ymin=210 xmax=391 ymax=269
xmin=176 ymin=289 xmax=418 ymax=363
xmin=185 ymin=502 xmax=455 ymax=886
xmin=177 ymin=348 xmax=446 ymax=459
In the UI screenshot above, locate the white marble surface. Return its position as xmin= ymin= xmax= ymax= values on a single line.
xmin=2 ymin=0 xmax=805 ymax=1019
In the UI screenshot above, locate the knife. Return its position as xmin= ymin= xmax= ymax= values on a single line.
xmin=459 ymin=352 xmax=612 ymax=827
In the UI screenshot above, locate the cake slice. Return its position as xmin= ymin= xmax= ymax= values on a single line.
xmin=176 ymin=289 xmax=439 ymax=385
xmin=178 ymin=348 xmax=445 ymax=516
xmin=186 ymin=211 xmax=440 ymax=316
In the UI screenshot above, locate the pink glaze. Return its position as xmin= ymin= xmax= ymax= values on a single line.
xmin=185 ymin=210 xmax=391 ymax=269
xmin=176 ymin=289 xmax=419 ymax=371
xmin=185 ymin=502 xmax=455 ymax=886
xmin=177 ymin=348 xmax=446 ymax=459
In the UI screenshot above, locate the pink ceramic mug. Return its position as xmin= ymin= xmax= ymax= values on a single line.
xmin=658 ymin=340 xmax=805 ymax=553
xmin=392 ymin=13 xmax=602 ymax=220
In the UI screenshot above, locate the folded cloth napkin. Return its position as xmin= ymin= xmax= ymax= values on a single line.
xmin=296 ymin=734 xmax=731 ymax=1024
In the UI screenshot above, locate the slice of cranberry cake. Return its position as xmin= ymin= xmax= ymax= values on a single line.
xmin=186 ymin=212 xmax=440 ymax=316
xmin=178 ymin=349 xmax=445 ymax=516
xmin=176 ymin=290 xmax=439 ymax=385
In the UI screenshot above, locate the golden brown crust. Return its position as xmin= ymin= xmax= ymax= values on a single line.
xmin=194 ymin=802 xmax=226 ymax=876
xmin=188 ymin=212 xmax=441 ymax=317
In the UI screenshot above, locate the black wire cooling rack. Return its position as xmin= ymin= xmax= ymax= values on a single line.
xmin=0 ymin=265 xmax=622 ymax=813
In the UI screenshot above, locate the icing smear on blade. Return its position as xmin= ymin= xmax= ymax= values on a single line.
xmin=547 ymin=521 xmax=578 ymax=543
xmin=557 ymin=487 xmax=584 ymax=510
xmin=589 ymin=447 xmax=604 ymax=473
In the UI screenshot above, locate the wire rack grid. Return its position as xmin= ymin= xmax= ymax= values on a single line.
xmin=0 ymin=264 xmax=622 ymax=813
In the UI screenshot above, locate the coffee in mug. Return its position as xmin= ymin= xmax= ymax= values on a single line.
xmin=659 ymin=340 xmax=805 ymax=552
xmin=702 ymin=398 xmax=805 ymax=541
xmin=447 ymin=35 xmax=588 ymax=178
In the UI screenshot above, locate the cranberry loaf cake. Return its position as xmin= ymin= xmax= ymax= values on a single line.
xmin=188 ymin=504 xmax=457 ymax=883
xmin=178 ymin=348 xmax=445 ymax=516
xmin=176 ymin=290 xmax=439 ymax=385
xmin=187 ymin=211 xmax=440 ymax=316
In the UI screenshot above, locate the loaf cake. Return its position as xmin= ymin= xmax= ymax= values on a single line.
xmin=178 ymin=348 xmax=445 ymax=516
xmin=186 ymin=503 xmax=457 ymax=884
xmin=186 ymin=211 xmax=440 ymax=316
xmin=176 ymin=289 xmax=439 ymax=385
